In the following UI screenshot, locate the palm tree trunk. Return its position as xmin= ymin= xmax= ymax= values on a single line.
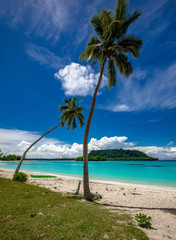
xmin=15 ymin=123 xmax=62 ymax=173
xmin=83 ymin=59 xmax=106 ymax=200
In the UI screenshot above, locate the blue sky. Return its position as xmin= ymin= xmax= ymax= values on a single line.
xmin=0 ymin=0 xmax=176 ymax=159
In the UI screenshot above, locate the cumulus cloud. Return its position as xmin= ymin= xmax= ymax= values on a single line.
xmin=0 ymin=128 xmax=62 ymax=157
xmin=128 ymin=146 xmax=176 ymax=160
xmin=0 ymin=128 xmax=176 ymax=160
xmin=0 ymin=128 xmax=133 ymax=158
xmin=105 ymin=63 xmax=176 ymax=112
xmin=54 ymin=63 xmax=107 ymax=96
xmin=88 ymin=136 xmax=134 ymax=150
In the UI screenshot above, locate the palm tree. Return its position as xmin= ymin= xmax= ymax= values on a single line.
xmin=15 ymin=96 xmax=85 ymax=173
xmin=80 ymin=0 xmax=143 ymax=200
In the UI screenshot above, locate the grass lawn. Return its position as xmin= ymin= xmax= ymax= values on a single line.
xmin=0 ymin=178 xmax=148 ymax=240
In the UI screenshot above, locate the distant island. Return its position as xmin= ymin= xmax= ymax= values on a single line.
xmin=75 ymin=149 xmax=158 ymax=161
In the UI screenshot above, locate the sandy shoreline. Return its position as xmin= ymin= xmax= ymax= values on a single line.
xmin=1 ymin=168 xmax=176 ymax=240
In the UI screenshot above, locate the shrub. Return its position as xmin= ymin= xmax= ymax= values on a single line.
xmin=68 ymin=194 xmax=83 ymax=200
xmin=135 ymin=213 xmax=152 ymax=229
xmin=13 ymin=172 xmax=28 ymax=182
xmin=92 ymin=196 xmax=101 ymax=201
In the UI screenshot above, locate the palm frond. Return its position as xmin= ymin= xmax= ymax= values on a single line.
xmin=79 ymin=39 xmax=102 ymax=63
xmin=79 ymin=48 xmax=92 ymax=62
xmin=108 ymin=44 xmax=126 ymax=54
xmin=113 ymin=53 xmax=127 ymax=75
xmin=77 ymin=114 xmax=85 ymax=128
xmin=90 ymin=15 xmax=103 ymax=39
xmin=99 ymin=10 xmax=114 ymax=41
xmin=109 ymin=19 xmax=122 ymax=40
xmin=58 ymin=96 xmax=85 ymax=131
xmin=72 ymin=117 xmax=77 ymax=130
xmin=65 ymin=115 xmax=73 ymax=131
xmin=107 ymin=58 xmax=117 ymax=89
xmin=98 ymin=51 xmax=106 ymax=70
xmin=122 ymin=9 xmax=142 ymax=35
xmin=124 ymin=60 xmax=133 ymax=77
xmin=76 ymin=98 xmax=84 ymax=107
xmin=87 ymin=35 xmax=101 ymax=46
xmin=113 ymin=53 xmax=133 ymax=77
xmin=118 ymin=35 xmax=143 ymax=58
xmin=79 ymin=0 xmax=142 ymax=89
xmin=115 ymin=0 xmax=129 ymax=20
xmin=59 ymin=105 xmax=68 ymax=111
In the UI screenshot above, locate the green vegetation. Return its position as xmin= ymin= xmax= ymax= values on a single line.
xmin=80 ymin=0 xmax=143 ymax=200
xmin=13 ymin=172 xmax=28 ymax=182
xmin=68 ymin=194 xmax=83 ymax=200
xmin=15 ymin=96 xmax=85 ymax=173
xmin=75 ymin=156 xmax=106 ymax=161
xmin=135 ymin=213 xmax=152 ymax=229
xmin=88 ymin=149 xmax=158 ymax=160
xmin=75 ymin=149 xmax=158 ymax=161
xmin=0 ymin=149 xmax=20 ymax=161
xmin=0 ymin=178 xmax=148 ymax=240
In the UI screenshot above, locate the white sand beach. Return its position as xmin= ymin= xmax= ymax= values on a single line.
xmin=0 ymin=168 xmax=176 ymax=240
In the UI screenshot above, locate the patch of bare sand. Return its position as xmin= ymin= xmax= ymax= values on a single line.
xmin=1 ymin=168 xmax=176 ymax=240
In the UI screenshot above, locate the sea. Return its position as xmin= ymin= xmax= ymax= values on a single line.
xmin=0 ymin=160 xmax=176 ymax=189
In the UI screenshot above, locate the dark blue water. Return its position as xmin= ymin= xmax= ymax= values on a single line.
xmin=1 ymin=160 xmax=176 ymax=188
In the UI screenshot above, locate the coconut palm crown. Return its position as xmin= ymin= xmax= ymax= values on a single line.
xmin=15 ymin=96 xmax=85 ymax=173
xmin=80 ymin=0 xmax=142 ymax=88
xmin=80 ymin=0 xmax=143 ymax=200
xmin=59 ymin=96 xmax=85 ymax=131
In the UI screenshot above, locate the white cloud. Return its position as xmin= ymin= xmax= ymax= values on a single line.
xmin=170 ymin=147 xmax=176 ymax=152
xmin=105 ymin=63 xmax=176 ymax=112
xmin=88 ymin=136 xmax=134 ymax=150
xmin=0 ymin=128 xmax=176 ymax=160
xmin=26 ymin=44 xmax=66 ymax=69
xmin=0 ymin=128 xmax=62 ymax=157
xmin=17 ymin=140 xmax=31 ymax=151
xmin=112 ymin=104 xmax=130 ymax=112
xmin=0 ymin=128 xmax=133 ymax=158
xmin=167 ymin=141 xmax=174 ymax=146
xmin=130 ymin=0 xmax=170 ymax=40
xmin=0 ymin=0 xmax=79 ymax=42
xmin=54 ymin=63 xmax=107 ymax=96
xmin=141 ymin=0 xmax=168 ymax=27
xmin=129 ymin=146 xmax=176 ymax=160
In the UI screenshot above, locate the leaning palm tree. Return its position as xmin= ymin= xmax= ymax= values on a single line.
xmin=80 ymin=0 xmax=143 ymax=200
xmin=15 ymin=96 xmax=85 ymax=173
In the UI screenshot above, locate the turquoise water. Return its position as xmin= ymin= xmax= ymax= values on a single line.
xmin=1 ymin=160 xmax=176 ymax=189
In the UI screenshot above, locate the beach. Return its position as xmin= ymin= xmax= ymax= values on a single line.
xmin=1 ymin=168 xmax=176 ymax=240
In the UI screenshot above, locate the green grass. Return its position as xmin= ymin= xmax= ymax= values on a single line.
xmin=0 ymin=178 xmax=148 ymax=240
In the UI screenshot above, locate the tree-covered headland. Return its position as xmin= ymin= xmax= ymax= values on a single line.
xmin=75 ymin=149 xmax=158 ymax=161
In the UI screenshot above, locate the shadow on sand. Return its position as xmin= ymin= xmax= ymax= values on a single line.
xmin=95 ymin=202 xmax=176 ymax=216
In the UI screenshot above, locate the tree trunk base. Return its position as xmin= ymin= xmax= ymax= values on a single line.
xmin=83 ymin=192 xmax=102 ymax=201
xmin=69 ymin=180 xmax=102 ymax=200
xmin=90 ymin=192 xmax=102 ymax=199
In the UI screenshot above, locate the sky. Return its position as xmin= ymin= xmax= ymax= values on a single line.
xmin=0 ymin=0 xmax=176 ymax=160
